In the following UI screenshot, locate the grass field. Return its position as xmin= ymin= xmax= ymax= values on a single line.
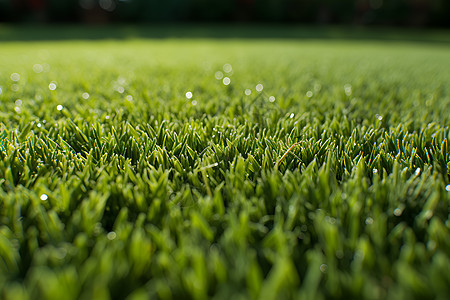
xmin=0 ymin=26 xmax=449 ymax=299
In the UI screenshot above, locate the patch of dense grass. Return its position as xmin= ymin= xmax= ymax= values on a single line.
xmin=0 ymin=28 xmax=449 ymax=299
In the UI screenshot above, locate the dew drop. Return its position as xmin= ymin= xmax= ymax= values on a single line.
xmin=256 ymin=84 xmax=263 ymax=92
xmin=82 ymin=92 xmax=90 ymax=99
xmin=244 ymin=89 xmax=251 ymax=96
xmin=365 ymin=217 xmax=374 ymax=225
xmin=126 ymin=95 xmax=133 ymax=101
xmin=306 ymin=91 xmax=313 ymax=98
xmin=215 ymin=71 xmax=223 ymax=80
xmin=186 ymin=91 xmax=193 ymax=99
xmin=15 ymin=99 xmax=22 ymax=106
xmin=290 ymin=113 xmax=295 ymax=119
xmin=446 ymin=184 xmax=450 ymax=192
xmin=192 ymin=100 xmax=197 ymax=106
xmin=223 ymin=77 xmax=231 ymax=85
xmin=314 ymin=83 xmax=322 ymax=92
xmin=344 ymin=84 xmax=352 ymax=96
xmin=33 ymin=64 xmax=43 ymax=73
xmin=319 ymin=264 xmax=328 ymax=273
xmin=42 ymin=63 xmax=51 ymax=72
xmin=107 ymin=231 xmax=116 ymax=240
xmin=10 ymin=73 xmax=20 ymax=82
xmin=269 ymin=96 xmax=275 ymax=102
xmin=14 ymin=106 xmax=21 ymax=113
xmin=40 ymin=194 xmax=48 ymax=201
xmin=393 ymin=208 xmax=402 ymax=216
xmin=49 ymin=82 xmax=57 ymax=90
xmin=223 ymin=63 xmax=232 ymax=73
xmin=344 ymin=83 xmax=352 ymax=95
xmin=57 ymin=105 xmax=63 ymax=111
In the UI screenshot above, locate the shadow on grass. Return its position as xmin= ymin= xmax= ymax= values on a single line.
xmin=0 ymin=24 xmax=449 ymax=44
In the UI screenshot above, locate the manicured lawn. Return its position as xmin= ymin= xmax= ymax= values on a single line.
xmin=0 ymin=26 xmax=449 ymax=299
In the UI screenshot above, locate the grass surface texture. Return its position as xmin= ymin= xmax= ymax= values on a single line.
xmin=0 ymin=26 xmax=449 ymax=300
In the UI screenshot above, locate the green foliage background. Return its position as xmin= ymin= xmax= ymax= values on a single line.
xmin=0 ymin=28 xmax=449 ymax=299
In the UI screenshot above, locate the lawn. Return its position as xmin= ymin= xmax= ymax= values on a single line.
xmin=0 ymin=26 xmax=449 ymax=299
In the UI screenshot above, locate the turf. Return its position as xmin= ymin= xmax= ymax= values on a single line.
xmin=0 ymin=27 xmax=449 ymax=299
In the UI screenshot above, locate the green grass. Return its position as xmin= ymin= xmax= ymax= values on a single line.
xmin=0 ymin=27 xmax=449 ymax=300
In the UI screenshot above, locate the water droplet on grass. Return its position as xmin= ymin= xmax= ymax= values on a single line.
xmin=365 ymin=217 xmax=374 ymax=225
xmin=256 ymin=84 xmax=263 ymax=92
xmin=223 ymin=77 xmax=231 ymax=85
xmin=126 ymin=95 xmax=133 ymax=101
xmin=14 ymin=107 xmax=21 ymax=113
xmin=33 ymin=64 xmax=43 ymax=73
xmin=10 ymin=73 xmax=20 ymax=82
xmin=215 ymin=71 xmax=223 ymax=80
xmin=15 ymin=99 xmax=22 ymax=106
xmin=320 ymin=264 xmax=328 ymax=273
xmin=345 ymin=88 xmax=352 ymax=96
xmin=314 ymin=83 xmax=322 ymax=92
xmin=49 ymin=82 xmax=57 ymax=90
xmin=290 ymin=113 xmax=295 ymax=118
xmin=11 ymin=84 xmax=19 ymax=92
xmin=344 ymin=84 xmax=352 ymax=96
xmin=40 ymin=194 xmax=48 ymax=201
xmin=269 ymin=96 xmax=275 ymax=102
xmin=446 ymin=184 xmax=450 ymax=192
xmin=43 ymin=63 xmax=51 ymax=72
xmin=116 ymin=86 xmax=124 ymax=94
xmin=223 ymin=63 xmax=232 ymax=73
xmin=57 ymin=105 xmax=63 ymax=111
xmin=244 ymin=89 xmax=251 ymax=96
xmin=393 ymin=208 xmax=402 ymax=216
xmin=107 ymin=232 xmax=116 ymax=240
xmin=82 ymin=92 xmax=90 ymax=99
xmin=192 ymin=100 xmax=197 ymax=106
xmin=37 ymin=123 xmax=42 ymax=128
xmin=186 ymin=91 xmax=193 ymax=99
xmin=117 ymin=76 xmax=126 ymax=85
xmin=306 ymin=91 xmax=313 ymax=98
xmin=0 ymin=87 xmax=2 ymax=94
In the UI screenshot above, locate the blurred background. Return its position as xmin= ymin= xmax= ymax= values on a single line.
xmin=1 ymin=0 xmax=448 ymax=27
